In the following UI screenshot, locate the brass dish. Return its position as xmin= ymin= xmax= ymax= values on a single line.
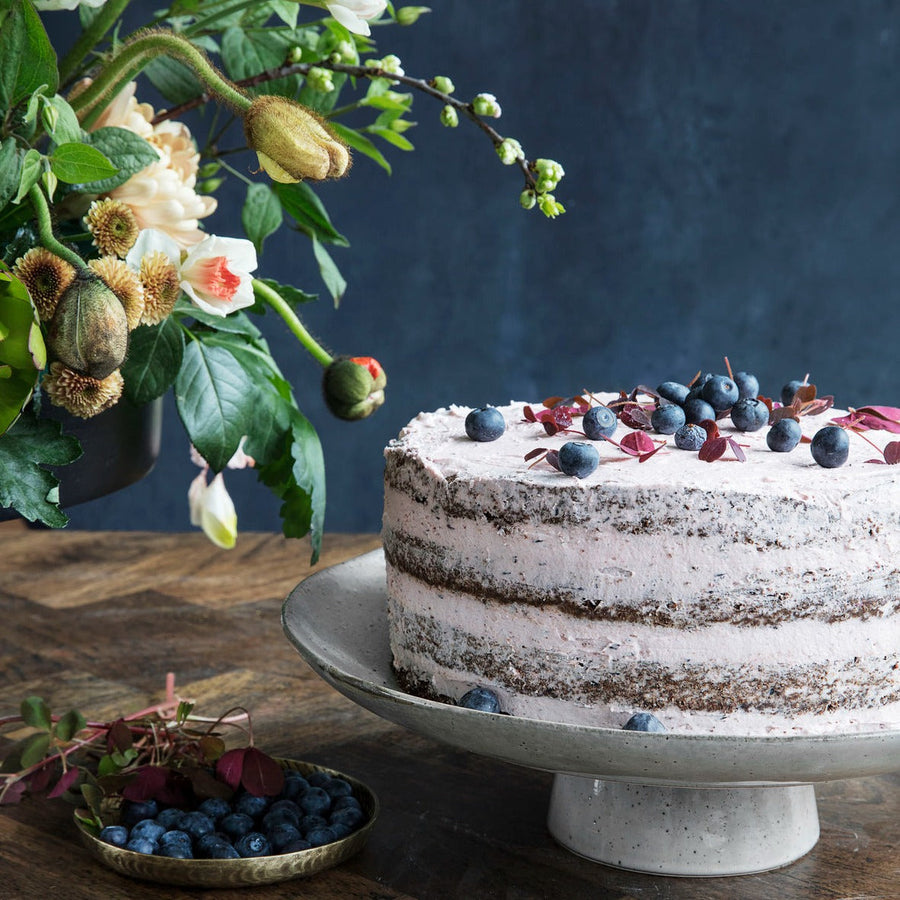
xmin=74 ymin=758 xmax=378 ymax=888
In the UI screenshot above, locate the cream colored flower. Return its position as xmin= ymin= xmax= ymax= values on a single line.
xmin=33 ymin=0 xmax=106 ymax=9
xmin=188 ymin=471 xmax=238 ymax=549
xmin=89 ymin=82 xmax=216 ymax=248
xmin=324 ymin=0 xmax=386 ymax=35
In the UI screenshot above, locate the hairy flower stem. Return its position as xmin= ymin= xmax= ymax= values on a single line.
xmin=252 ymin=279 xmax=333 ymax=368
xmin=57 ymin=0 xmax=132 ymax=86
xmin=71 ymin=30 xmax=250 ymax=130
xmin=28 ymin=186 xmax=87 ymax=270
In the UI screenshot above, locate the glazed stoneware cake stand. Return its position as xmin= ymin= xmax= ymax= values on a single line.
xmin=282 ymin=550 xmax=900 ymax=877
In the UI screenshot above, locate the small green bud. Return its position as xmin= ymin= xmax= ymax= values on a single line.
xmin=307 ymin=66 xmax=335 ymax=93
xmin=440 ymin=105 xmax=459 ymax=128
xmin=396 ymin=6 xmax=430 ymax=25
xmin=432 ymin=75 xmax=455 ymax=95
xmin=496 ymin=138 xmax=524 ymax=166
xmin=390 ymin=118 xmax=414 ymax=134
xmin=322 ymin=356 xmax=386 ymax=421
xmin=336 ymin=40 xmax=357 ymax=63
xmin=519 ymin=189 xmax=537 ymax=210
xmin=47 ymin=270 xmax=128 ymax=380
xmin=537 ymin=193 xmax=566 ymax=219
xmin=288 ymin=45 xmax=303 ymax=64
xmin=472 ymin=93 xmax=502 ymax=118
xmin=197 ymin=177 xmax=225 ymax=195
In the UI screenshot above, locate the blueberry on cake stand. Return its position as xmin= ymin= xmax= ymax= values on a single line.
xmin=282 ymin=550 xmax=900 ymax=877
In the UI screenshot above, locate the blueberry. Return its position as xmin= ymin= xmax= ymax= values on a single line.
xmin=120 ymin=799 xmax=158 ymax=827
xmin=781 ymin=379 xmax=805 ymax=406
xmin=298 ymin=787 xmax=331 ymax=816
xmin=465 ymin=407 xmax=505 ymax=442
xmin=306 ymin=771 xmax=333 ymax=788
xmin=158 ymin=830 xmax=192 ymax=851
xmin=766 ymin=418 xmax=802 ymax=453
xmin=701 ymin=375 xmax=739 ymax=412
xmin=305 ymin=826 xmax=338 ymax=847
xmin=330 ymin=822 xmax=353 ymax=839
xmin=557 ymin=441 xmax=599 ymax=478
xmin=156 ymin=841 xmax=194 ymax=859
xmin=98 ymin=825 xmax=129 ymax=848
xmin=200 ymin=839 xmax=240 ymax=859
xmin=264 ymin=799 xmax=301 ymax=826
xmin=235 ymin=832 xmax=272 ymax=858
xmin=155 ymin=807 xmax=185 ymax=829
xmin=220 ymin=812 xmax=255 ymax=840
xmin=234 ymin=793 xmax=269 ymax=819
xmin=582 ymin=405 xmax=617 ymax=440
xmin=268 ymin=822 xmax=303 ymax=852
xmin=622 ymin=712 xmax=666 ymax=733
xmin=299 ymin=814 xmax=329 ymax=834
xmin=331 ymin=796 xmax=362 ymax=812
xmin=130 ymin=819 xmax=166 ymax=842
xmin=656 ymin=381 xmax=690 ymax=405
xmin=733 ymin=371 xmax=760 ymax=400
xmin=330 ymin=806 xmax=365 ymax=830
xmin=280 ymin=773 xmax=310 ymax=800
xmin=179 ymin=810 xmax=215 ymax=841
xmin=324 ymin=779 xmax=353 ymax=799
xmin=458 ymin=686 xmax=502 ymax=713
xmin=682 ymin=397 xmax=716 ymax=425
xmin=198 ymin=797 xmax=231 ymax=822
xmin=281 ymin=838 xmax=312 ymax=853
xmin=730 ymin=397 xmax=768 ymax=432
xmin=125 ymin=836 xmax=157 ymax=854
xmin=650 ymin=403 xmax=685 ymax=435
xmin=674 ymin=423 xmax=706 ymax=451
xmin=810 ymin=425 xmax=850 ymax=468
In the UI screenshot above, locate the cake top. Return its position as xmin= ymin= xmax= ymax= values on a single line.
xmin=388 ymin=384 xmax=900 ymax=504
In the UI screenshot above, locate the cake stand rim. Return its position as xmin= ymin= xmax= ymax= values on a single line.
xmin=282 ymin=548 xmax=900 ymax=786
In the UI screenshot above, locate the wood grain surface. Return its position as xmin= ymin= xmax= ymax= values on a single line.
xmin=1 ymin=525 xmax=897 ymax=900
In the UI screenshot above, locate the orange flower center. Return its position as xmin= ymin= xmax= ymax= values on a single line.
xmin=197 ymin=256 xmax=240 ymax=300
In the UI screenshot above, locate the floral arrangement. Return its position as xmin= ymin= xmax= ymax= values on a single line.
xmin=0 ymin=0 xmax=564 ymax=560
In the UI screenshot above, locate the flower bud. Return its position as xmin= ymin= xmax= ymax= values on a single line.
xmin=440 ymin=105 xmax=459 ymax=128
xmin=496 ymin=137 xmax=524 ymax=165
xmin=243 ymin=96 xmax=351 ymax=184
xmin=396 ymin=6 xmax=430 ymax=25
xmin=519 ymin=189 xmax=537 ymax=210
xmin=307 ymin=66 xmax=335 ymax=93
xmin=47 ymin=270 xmax=129 ymax=380
xmin=472 ymin=93 xmax=502 ymax=118
xmin=431 ymin=75 xmax=455 ymax=95
xmin=537 ymin=193 xmax=566 ymax=219
xmin=322 ymin=355 xmax=386 ymax=421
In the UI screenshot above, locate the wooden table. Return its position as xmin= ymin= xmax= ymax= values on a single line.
xmin=1 ymin=527 xmax=897 ymax=899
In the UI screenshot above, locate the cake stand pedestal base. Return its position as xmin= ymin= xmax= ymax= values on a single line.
xmin=547 ymin=776 xmax=820 ymax=876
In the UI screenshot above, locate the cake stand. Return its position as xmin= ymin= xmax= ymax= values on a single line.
xmin=281 ymin=550 xmax=900 ymax=877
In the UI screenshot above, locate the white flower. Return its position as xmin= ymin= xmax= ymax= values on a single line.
xmin=180 ymin=235 xmax=258 ymax=317
xmin=188 ymin=471 xmax=237 ymax=549
xmin=33 ymin=0 xmax=106 ymax=9
xmin=325 ymin=0 xmax=386 ymax=36
xmin=126 ymin=229 xmax=258 ymax=317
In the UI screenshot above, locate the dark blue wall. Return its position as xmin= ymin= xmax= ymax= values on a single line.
xmin=55 ymin=1 xmax=900 ymax=536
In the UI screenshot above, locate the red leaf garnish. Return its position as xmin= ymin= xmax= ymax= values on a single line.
xmin=28 ymin=761 xmax=56 ymax=794
xmin=699 ymin=419 xmax=719 ymax=439
xmin=699 ymin=436 xmax=727 ymax=462
xmin=121 ymin=765 xmax=169 ymax=801
xmin=523 ymin=405 xmax=538 ymax=423
xmin=215 ymin=747 xmax=247 ymax=791
xmin=886 ymin=442 xmax=900 ymax=464
xmin=237 ymin=747 xmax=284 ymax=798
xmin=620 ymin=431 xmax=656 ymax=456
xmin=524 ymin=448 xmax=546 ymax=461
xmin=832 ymin=406 xmax=900 ymax=433
xmin=0 ymin=780 xmax=27 ymax=805
xmin=638 ymin=442 xmax=666 ymax=462
xmin=727 ymin=437 xmax=747 ymax=462
xmin=47 ymin=765 xmax=81 ymax=799
xmin=544 ymin=449 xmax=560 ymax=471
xmin=107 ymin=719 xmax=133 ymax=754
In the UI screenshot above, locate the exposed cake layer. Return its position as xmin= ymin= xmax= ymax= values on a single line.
xmin=383 ymin=395 xmax=900 ymax=736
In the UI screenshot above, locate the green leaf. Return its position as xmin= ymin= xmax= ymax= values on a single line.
xmin=0 ymin=1 xmax=58 ymax=112
xmin=221 ymin=26 xmax=300 ymax=98
xmin=241 ymin=182 xmax=282 ymax=254
xmin=20 ymin=732 xmax=51 ymax=768
xmin=270 ymin=0 xmax=299 ymax=26
xmin=329 ymin=122 xmax=392 ymax=174
xmin=256 ymin=278 xmax=316 ymax=308
xmin=20 ymin=696 xmax=52 ymax=731
xmin=174 ymin=340 xmax=258 ymax=471
xmin=43 ymin=95 xmax=83 ymax=147
xmin=49 ymin=143 xmax=117 ymax=185
xmin=255 ymin=406 xmax=326 ymax=563
xmin=144 ymin=56 xmax=204 ymax=106
xmin=54 ymin=709 xmax=87 ymax=743
xmin=367 ymin=125 xmax=415 ymax=151
xmin=312 ymin=234 xmax=346 ymax=306
xmin=273 ymin=181 xmax=349 ymax=246
xmin=77 ymin=127 xmax=159 ymax=193
xmin=121 ymin=318 xmax=185 ymax=405
xmin=0 ymin=411 xmax=82 ymax=526
xmin=12 ymin=149 xmax=42 ymax=205
xmin=0 ymin=140 xmax=22 ymax=209
xmin=175 ymin=301 xmax=263 ymax=339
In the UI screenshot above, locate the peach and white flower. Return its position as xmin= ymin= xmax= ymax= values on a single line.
xmin=126 ymin=229 xmax=258 ymax=317
xmin=324 ymin=0 xmax=386 ymax=36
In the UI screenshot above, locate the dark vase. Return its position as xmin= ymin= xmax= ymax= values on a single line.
xmin=0 ymin=397 xmax=163 ymax=519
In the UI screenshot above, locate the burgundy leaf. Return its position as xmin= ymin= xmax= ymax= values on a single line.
xmin=524 ymin=448 xmax=547 ymax=461
xmin=638 ymin=442 xmax=666 ymax=462
xmin=793 ymin=384 xmax=816 ymax=404
xmin=542 ymin=396 xmax=566 ymax=409
xmin=107 ymin=720 xmax=133 ymax=754
xmin=699 ymin=437 xmax=727 ymax=462
xmin=239 ymin=748 xmax=285 ymax=798
xmin=884 ymin=441 xmax=900 ymax=464
xmin=48 ymin=765 xmax=81 ymax=799
xmin=545 ymin=449 xmax=560 ymax=471
xmin=215 ymin=747 xmax=247 ymax=791
xmin=28 ymin=761 xmax=56 ymax=794
xmin=699 ymin=419 xmax=720 ymax=439
xmin=620 ymin=431 xmax=655 ymax=455
xmin=122 ymin=765 xmax=169 ymax=801
xmin=542 ymin=421 xmax=559 ymax=435
xmin=523 ymin=406 xmax=538 ymax=422
xmin=832 ymin=406 xmax=900 ymax=433
xmin=620 ymin=404 xmax=652 ymax=430
xmin=727 ymin=437 xmax=747 ymax=462
xmin=0 ymin=780 xmax=27 ymax=805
